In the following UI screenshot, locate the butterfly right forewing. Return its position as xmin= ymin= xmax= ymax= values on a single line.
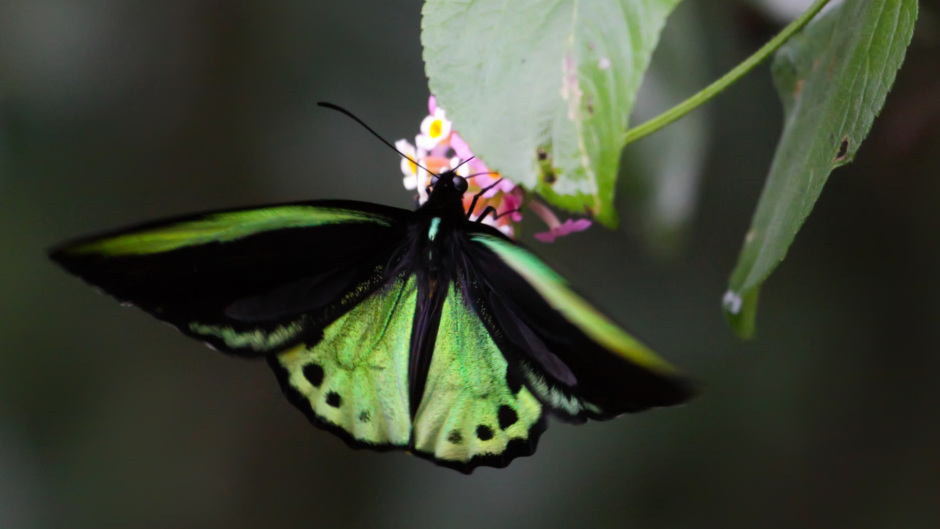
xmin=459 ymin=231 xmax=695 ymax=422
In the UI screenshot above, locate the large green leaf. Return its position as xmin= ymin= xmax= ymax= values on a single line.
xmin=724 ymin=0 xmax=918 ymax=338
xmin=422 ymin=0 xmax=681 ymax=227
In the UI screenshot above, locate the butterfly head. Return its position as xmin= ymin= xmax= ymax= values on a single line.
xmin=428 ymin=170 xmax=469 ymax=199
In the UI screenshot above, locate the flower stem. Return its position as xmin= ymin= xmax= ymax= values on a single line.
xmin=622 ymin=0 xmax=832 ymax=146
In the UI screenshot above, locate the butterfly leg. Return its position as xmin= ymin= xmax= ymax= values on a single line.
xmin=473 ymin=205 xmax=521 ymax=224
xmin=492 ymin=208 xmax=520 ymax=220
xmin=474 ymin=206 xmax=497 ymax=223
xmin=465 ymin=178 xmax=504 ymax=219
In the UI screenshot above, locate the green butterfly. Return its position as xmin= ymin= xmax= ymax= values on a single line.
xmin=51 ymin=126 xmax=693 ymax=474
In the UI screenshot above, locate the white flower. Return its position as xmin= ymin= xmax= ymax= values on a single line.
xmin=415 ymin=108 xmax=452 ymax=151
xmin=395 ymin=139 xmax=423 ymax=191
xmin=416 ymin=166 xmax=430 ymax=204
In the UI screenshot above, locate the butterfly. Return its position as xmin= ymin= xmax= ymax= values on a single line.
xmin=50 ymin=108 xmax=694 ymax=473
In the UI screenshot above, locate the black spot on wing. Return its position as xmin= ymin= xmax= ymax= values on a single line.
xmin=498 ymin=405 xmax=518 ymax=430
xmin=447 ymin=430 xmax=463 ymax=444
xmin=326 ymin=391 xmax=342 ymax=408
xmin=476 ymin=425 xmax=494 ymax=441
xmin=302 ymin=363 xmax=324 ymax=388
xmin=358 ymin=411 xmax=371 ymax=423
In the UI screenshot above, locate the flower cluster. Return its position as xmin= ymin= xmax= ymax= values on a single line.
xmin=396 ymin=96 xmax=591 ymax=241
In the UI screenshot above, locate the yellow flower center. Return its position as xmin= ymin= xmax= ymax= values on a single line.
xmin=429 ymin=120 xmax=442 ymax=138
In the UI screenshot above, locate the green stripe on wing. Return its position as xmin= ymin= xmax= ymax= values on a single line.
xmin=189 ymin=320 xmax=307 ymax=352
xmin=471 ymin=234 xmax=680 ymax=376
xmin=66 ymin=206 xmax=395 ymax=256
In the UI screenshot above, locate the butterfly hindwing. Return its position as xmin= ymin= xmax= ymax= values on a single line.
xmin=270 ymin=275 xmax=418 ymax=449
xmin=461 ymin=232 xmax=694 ymax=422
xmin=412 ymin=280 xmax=546 ymax=472
xmin=50 ymin=200 xmax=411 ymax=355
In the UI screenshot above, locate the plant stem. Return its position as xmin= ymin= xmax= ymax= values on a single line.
xmin=622 ymin=0 xmax=832 ymax=146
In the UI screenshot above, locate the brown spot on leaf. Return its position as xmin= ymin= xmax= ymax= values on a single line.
xmin=835 ymin=137 xmax=850 ymax=162
xmin=542 ymin=168 xmax=557 ymax=184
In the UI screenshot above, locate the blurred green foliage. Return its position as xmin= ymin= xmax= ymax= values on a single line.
xmin=1 ymin=1 xmax=939 ymax=528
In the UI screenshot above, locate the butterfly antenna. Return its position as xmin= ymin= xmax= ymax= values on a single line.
xmin=451 ymin=156 xmax=475 ymax=176
xmin=464 ymin=170 xmax=500 ymax=181
xmin=317 ymin=102 xmax=435 ymax=176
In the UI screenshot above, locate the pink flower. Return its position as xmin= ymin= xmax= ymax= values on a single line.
xmin=534 ymin=219 xmax=593 ymax=242
xmin=529 ymin=200 xmax=592 ymax=242
xmin=449 ymin=132 xmax=473 ymax=161
xmin=398 ymin=95 xmax=588 ymax=241
xmin=475 ymin=174 xmax=516 ymax=198
xmin=501 ymin=189 xmax=524 ymax=222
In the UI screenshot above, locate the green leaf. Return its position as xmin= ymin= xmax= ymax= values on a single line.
xmin=724 ymin=0 xmax=917 ymax=338
xmin=724 ymin=0 xmax=918 ymax=338
xmin=422 ymin=0 xmax=681 ymax=227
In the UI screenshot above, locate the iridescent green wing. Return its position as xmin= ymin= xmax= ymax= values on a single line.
xmin=462 ymin=232 xmax=694 ymax=423
xmin=269 ymin=274 xmax=417 ymax=449
xmin=50 ymin=200 xmax=411 ymax=356
xmin=411 ymin=280 xmax=546 ymax=472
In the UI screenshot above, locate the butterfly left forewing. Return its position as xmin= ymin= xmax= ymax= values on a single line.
xmin=50 ymin=200 xmax=411 ymax=355
xmin=411 ymin=280 xmax=546 ymax=473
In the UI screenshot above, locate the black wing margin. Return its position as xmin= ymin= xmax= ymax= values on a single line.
xmin=50 ymin=200 xmax=412 ymax=356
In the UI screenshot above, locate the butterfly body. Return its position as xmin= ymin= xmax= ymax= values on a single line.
xmin=51 ymin=170 xmax=693 ymax=473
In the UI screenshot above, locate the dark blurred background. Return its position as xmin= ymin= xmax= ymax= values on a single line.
xmin=2 ymin=1 xmax=938 ymax=528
